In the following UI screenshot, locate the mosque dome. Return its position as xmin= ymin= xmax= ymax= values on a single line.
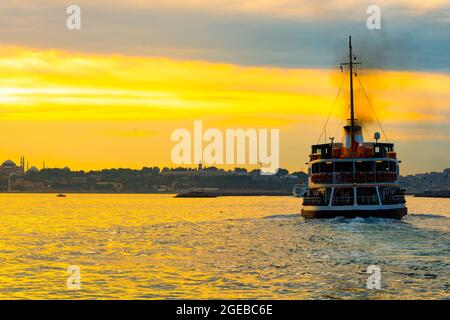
xmin=2 ymin=160 xmax=16 ymax=167
xmin=27 ymin=166 xmax=39 ymax=173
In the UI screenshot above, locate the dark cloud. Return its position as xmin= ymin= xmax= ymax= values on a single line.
xmin=0 ymin=1 xmax=448 ymax=72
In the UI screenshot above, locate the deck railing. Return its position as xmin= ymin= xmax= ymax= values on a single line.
xmin=331 ymin=197 xmax=354 ymax=206
xmin=356 ymin=196 xmax=379 ymax=205
xmin=311 ymin=171 xmax=397 ymax=184
xmin=381 ymin=195 xmax=406 ymax=204
xmin=302 ymin=196 xmax=327 ymax=206
xmin=303 ymin=194 xmax=405 ymax=206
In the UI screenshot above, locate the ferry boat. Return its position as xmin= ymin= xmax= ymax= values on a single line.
xmin=301 ymin=37 xmax=407 ymax=219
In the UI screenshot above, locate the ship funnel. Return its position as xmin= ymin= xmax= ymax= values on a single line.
xmin=342 ymin=122 xmax=363 ymax=148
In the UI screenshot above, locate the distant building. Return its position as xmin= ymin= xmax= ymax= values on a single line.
xmin=400 ymin=168 xmax=450 ymax=193
xmin=10 ymin=177 xmax=45 ymax=191
xmin=26 ymin=166 xmax=39 ymax=173
xmin=95 ymin=181 xmax=123 ymax=191
xmin=0 ymin=158 xmax=24 ymax=176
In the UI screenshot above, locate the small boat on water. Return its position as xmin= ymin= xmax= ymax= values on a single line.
xmin=175 ymin=191 xmax=218 ymax=198
xmin=56 ymin=193 xmax=66 ymax=198
xmin=301 ymin=36 xmax=407 ymax=219
xmin=175 ymin=188 xmax=219 ymax=198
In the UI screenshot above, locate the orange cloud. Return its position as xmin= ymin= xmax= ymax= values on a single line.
xmin=1 ymin=47 xmax=448 ymax=122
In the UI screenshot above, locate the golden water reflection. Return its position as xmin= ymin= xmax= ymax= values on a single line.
xmin=0 ymin=194 xmax=448 ymax=299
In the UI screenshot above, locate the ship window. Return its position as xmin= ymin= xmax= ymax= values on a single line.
xmin=335 ymin=162 xmax=353 ymax=172
xmin=357 ymin=187 xmax=379 ymax=205
xmin=355 ymin=161 xmax=374 ymax=172
xmin=374 ymin=145 xmax=384 ymax=157
xmin=332 ymin=187 xmax=354 ymax=206
xmin=389 ymin=162 xmax=397 ymax=172
xmin=320 ymin=162 xmax=333 ymax=173
xmin=374 ymin=144 xmax=394 ymax=157
xmin=306 ymin=187 xmax=332 ymax=206
xmin=312 ymin=145 xmax=332 ymax=158
xmin=379 ymin=187 xmax=405 ymax=204
xmin=312 ymin=163 xmax=320 ymax=173
xmin=312 ymin=162 xmax=333 ymax=173
xmin=376 ymin=161 xmax=396 ymax=172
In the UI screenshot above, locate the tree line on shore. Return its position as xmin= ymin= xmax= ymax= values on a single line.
xmin=2 ymin=166 xmax=308 ymax=193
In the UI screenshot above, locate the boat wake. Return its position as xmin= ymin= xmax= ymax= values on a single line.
xmin=262 ymin=213 xmax=303 ymax=219
xmin=407 ymin=213 xmax=449 ymax=220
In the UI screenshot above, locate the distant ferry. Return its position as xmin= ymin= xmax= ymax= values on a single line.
xmin=301 ymin=37 xmax=407 ymax=219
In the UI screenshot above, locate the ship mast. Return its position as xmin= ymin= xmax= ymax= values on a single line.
xmin=349 ymin=36 xmax=355 ymax=146
xmin=341 ymin=36 xmax=361 ymax=151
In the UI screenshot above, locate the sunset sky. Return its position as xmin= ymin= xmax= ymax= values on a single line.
xmin=0 ymin=0 xmax=449 ymax=174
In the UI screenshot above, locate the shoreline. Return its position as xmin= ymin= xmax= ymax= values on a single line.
xmin=0 ymin=191 xmax=448 ymax=199
xmin=0 ymin=191 xmax=292 ymax=196
xmin=413 ymin=191 xmax=450 ymax=199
